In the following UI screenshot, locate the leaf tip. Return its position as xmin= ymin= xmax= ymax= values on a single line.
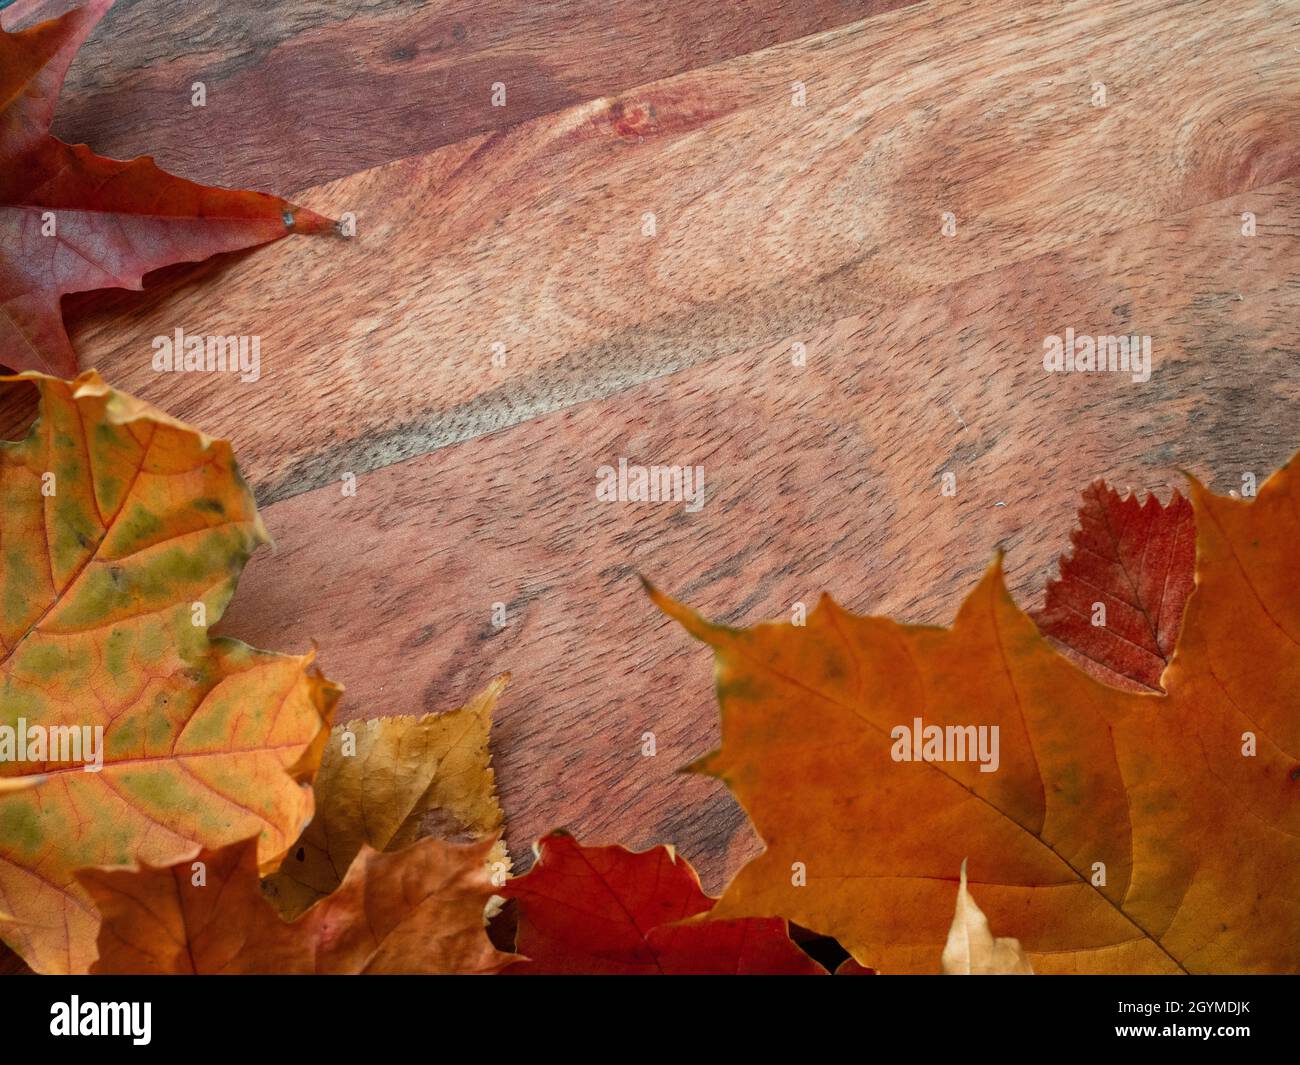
xmin=643 ymin=579 xmax=722 ymax=645
xmin=283 ymin=204 xmax=336 ymax=236
xmin=681 ymin=748 xmax=723 ymax=779
xmin=1176 ymin=466 xmax=1209 ymax=496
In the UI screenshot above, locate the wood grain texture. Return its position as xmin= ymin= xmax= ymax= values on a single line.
xmin=217 ymin=180 xmax=1300 ymax=889
xmin=4 ymin=0 xmax=1295 ymax=506
xmin=1 ymin=0 xmax=1297 ymax=901
xmin=6 ymin=0 xmax=914 ymax=192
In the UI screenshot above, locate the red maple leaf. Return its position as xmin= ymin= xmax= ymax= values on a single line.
xmin=503 ymin=832 xmax=827 ymax=974
xmin=1033 ymin=481 xmax=1195 ymax=692
xmin=0 ymin=0 xmax=332 ymax=375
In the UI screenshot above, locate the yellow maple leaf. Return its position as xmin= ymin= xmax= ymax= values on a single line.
xmin=263 ymin=675 xmax=510 ymax=919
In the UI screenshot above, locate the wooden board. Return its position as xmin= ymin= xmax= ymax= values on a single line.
xmin=2 ymin=0 xmax=1298 ymax=898
xmin=11 ymin=0 xmax=915 ymax=191
xmin=216 ymin=179 xmax=1300 ymax=887
xmin=5 ymin=0 xmax=1297 ymax=501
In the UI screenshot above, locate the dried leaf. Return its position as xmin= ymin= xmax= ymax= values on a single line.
xmin=651 ymin=454 xmax=1300 ymax=973
xmin=503 ymin=831 xmax=826 ymax=975
xmin=0 ymin=371 xmax=338 ymax=973
xmin=83 ymin=835 xmax=516 ymax=974
xmin=942 ymin=859 xmax=1033 ymax=974
xmin=263 ymin=676 xmax=510 ymax=919
xmin=0 ymin=0 xmax=332 ymax=374
xmin=1033 ymin=482 xmax=1194 ymax=691
xmin=0 ymin=940 xmax=30 ymax=975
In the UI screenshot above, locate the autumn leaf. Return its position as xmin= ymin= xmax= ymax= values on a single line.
xmin=82 ymin=835 xmax=516 ymax=974
xmin=942 ymin=860 xmax=1033 ymax=974
xmin=0 ymin=0 xmax=333 ymax=375
xmin=503 ymin=831 xmax=827 ymax=975
xmin=1033 ymin=482 xmax=1194 ymax=692
xmin=263 ymin=675 xmax=510 ymax=920
xmin=650 ymin=453 xmax=1300 ymax=974
xmin=0 ymin=940 xmax=29 ymax=976
xmin=0 ymin=371 xmax=338 ymax=974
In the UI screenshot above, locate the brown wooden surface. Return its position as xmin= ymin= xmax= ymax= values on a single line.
xmin=2 ymin=0 xmax=1298 ymax=898
xmin=11 ymin=0 xmax=915 ymax=192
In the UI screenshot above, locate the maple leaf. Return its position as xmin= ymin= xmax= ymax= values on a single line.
xmin=650 ymin=452 xmax=1300 ymax=974
xmin=0 ymin=371 xmax=338 ymax=974
xmin=1033 ymin=482 xmax=1195 ymax=692
xmin=0 ymin=0 xmax=333 ymax=375
xmin=263 ymin=675 xmax=511 ymax=920
xmin=82 ymin=835 xmax=516 ymax=974
xmin=502 ymin=831 xmax=827 ymax=974
xmin=942 ymin=859 xmax=1033 ymax=974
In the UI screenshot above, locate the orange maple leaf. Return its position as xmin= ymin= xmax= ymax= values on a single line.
xmin=83 ymin=835 xmax=516 ymax=974
xmin=650 ymin=454 xmax=1299 ymax=973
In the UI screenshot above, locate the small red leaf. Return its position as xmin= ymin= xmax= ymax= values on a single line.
xmin=1033 ymin=481 xmax=1195 ymax=692
xmin=503 ymin=832 xmax=827 ymax=975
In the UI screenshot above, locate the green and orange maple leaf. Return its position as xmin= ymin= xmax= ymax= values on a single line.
xmin=0 ymin=371 xmax=338 ymax=974
xmin=651 ymin=456 xmax=1300 ymax=974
